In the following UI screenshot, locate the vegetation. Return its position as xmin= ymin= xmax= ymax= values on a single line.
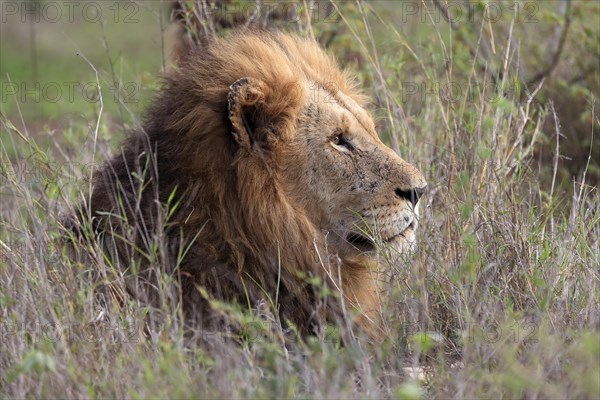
xmin=1 ymin=1 xmax=598 ymax=398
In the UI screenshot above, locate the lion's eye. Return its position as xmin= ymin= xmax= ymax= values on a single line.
xmin=331 ymin=133 xmax=354 ymax=151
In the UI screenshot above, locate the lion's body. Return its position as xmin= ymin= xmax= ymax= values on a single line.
xmin=86 ymin=31 xmax=426 ymax=338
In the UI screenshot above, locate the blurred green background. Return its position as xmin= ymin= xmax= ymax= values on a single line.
xmin=1 ymin=0 xmax=598 ymax=185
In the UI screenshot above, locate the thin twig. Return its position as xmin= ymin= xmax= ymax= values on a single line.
xmin=431 ymin=0 xmax=457 ymax=30
xmin=549 ymin=102 xmax=562 ymax=236
xmin=76 ymin=51 xmax=104 ymax=207
xmin=528 ymin=0 xmax=572 ymax=86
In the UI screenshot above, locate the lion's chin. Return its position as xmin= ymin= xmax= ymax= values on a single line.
xmin=385 ymin=228 xmax=417 ymax=255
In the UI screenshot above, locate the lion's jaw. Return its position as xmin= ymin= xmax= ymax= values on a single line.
xmin=280 ymin=83 xmax=427 ymax=260
xmin=346 ymin=202 xmax=420 ymax=255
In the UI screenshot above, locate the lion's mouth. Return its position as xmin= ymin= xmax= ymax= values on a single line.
xmin=346 ymin=233 xmax=376 ymax=249
xmin=345 ymin=231 xmax=409 ymax=251
xmin=345 ymin=221 xmax=416 ymax=251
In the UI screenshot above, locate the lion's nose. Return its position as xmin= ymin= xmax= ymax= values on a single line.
xmin=395 ymin=185 xmax=426 ymax=207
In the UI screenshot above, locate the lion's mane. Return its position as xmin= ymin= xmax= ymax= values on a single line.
xmin=86 ymin=31 xmax=378 ymax=336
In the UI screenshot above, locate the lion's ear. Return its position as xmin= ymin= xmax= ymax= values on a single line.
xmin=228 ymin=76 xmax=302 ymax=151
xmin=227 ymin=77 xmax=268 ymax=149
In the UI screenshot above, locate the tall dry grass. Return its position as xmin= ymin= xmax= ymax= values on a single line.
xmin=1 ymin=1 xmax=598 ymax=398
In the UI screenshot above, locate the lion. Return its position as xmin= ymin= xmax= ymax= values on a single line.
xmin=80 ymin=30 xmax=426 ymax=340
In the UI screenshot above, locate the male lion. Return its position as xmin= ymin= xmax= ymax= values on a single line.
xmin=82 ymin=31 xmax=426 ymax=339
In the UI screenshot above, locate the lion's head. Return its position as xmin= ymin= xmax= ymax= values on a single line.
xmin=281 ymin=81 xmax=425 ymax=257
xmin=224 ymin=34 xmax=426 ymax=260
xmin=86 ymin=31 xmax=426 ymax=338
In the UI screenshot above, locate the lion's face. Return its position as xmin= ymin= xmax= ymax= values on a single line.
xmin=281 ymin=84 xmax=427 ymax=257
